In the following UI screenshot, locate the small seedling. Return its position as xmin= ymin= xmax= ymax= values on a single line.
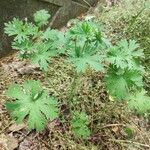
xmin=71 ymin=111 xmax=90 ymax=139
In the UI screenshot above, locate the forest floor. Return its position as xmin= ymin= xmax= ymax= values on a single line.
xmin=0 ymin=0 xmax=150 ymax=150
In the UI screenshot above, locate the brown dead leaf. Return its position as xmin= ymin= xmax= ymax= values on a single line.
xmin=112 ymin=126 xmax=119 ymax=133
xmin=0 ymin=134 xmax=18 ymax=150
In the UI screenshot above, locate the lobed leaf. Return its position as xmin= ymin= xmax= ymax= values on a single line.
xmin=105 ymin=66 xmax=143 ymax=99
xmin=71 ymin=112 xmax=90 ymax=139
xmin=5 ymin=80 xmax=58 ymax=131
xmin=107 ymin=39 xmax=144 ymax=70
xmin=128 ymin=90 xmax=150 ymax=114
xmin=34 ymin=9 xmax=51 ymax=27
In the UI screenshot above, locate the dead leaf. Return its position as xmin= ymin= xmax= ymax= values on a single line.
xmin=112 ymin=126 xmax=119 ymax=133
xmin=0 ymin=134 xmax=18 ymax=150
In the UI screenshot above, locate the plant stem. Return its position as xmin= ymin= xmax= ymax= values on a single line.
xmin=82 ymin=40 xmax=88 ymax=54
xmin=68 ymin=71 xmax=82 ymax=104
xmin=81 ymin=39 xmax=89 ymax=54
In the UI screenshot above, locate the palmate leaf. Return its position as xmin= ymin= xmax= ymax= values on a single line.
xmin=5 ymin=80 xmax=58 ymax=131
xmin=4 ymin=18 xmax=38 ymax=43
xmin=30 ymin=42 xmax=57 ymax=71
xmin=66 ymin=20 xmax=107 ymax=73
xmin=69 ymin=54 xmax=104 ymax=73
xmin=33 ymin=9 xmax=51 ymax=27
xmin=12 ymin=39 xmax=35 ymax=60
xmin=107 ymin=39 xmax=144 ymax=70
xmin=68 ymin=20 xmax=104 ymax=47
xmin=71 ymin=112 xmax=90 ymax=139
xmin=42 ymin=28 xmax=66 ymax=54
xmin=128 ymin=90 xmax=150 ymax=114
xmin=105 ymin=66 xmax=143 ymax=99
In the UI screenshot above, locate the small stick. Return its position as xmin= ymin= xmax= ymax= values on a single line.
xmin=109 ymin=139 xmax=150 ymax=149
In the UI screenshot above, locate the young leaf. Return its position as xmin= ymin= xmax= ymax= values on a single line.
xmin=107 ymin=39 xmax=144 ymax=70
xmin=71 ymin=111 xmax=90 ymax=139
xmin=128 ymin=89 xmax=150 ymax=114
xmin=69 ymin=53 xmax=104 ymax=73
xmin=33 ymin=9 xmax=51 ymax=27
xmin=30 ymin=42 xmax=57 ymax=71
xmin=4 ymin=18 xmax=38 ymax=43
xmin=42 ymin=28 xmax=66 ymax=54
xmin=66 ymin=21 xmax=107 ymax=73
xmin=5 ymin=80 xmax=58 ymax=131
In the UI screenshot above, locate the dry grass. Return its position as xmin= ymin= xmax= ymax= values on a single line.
xmin=0 ymin=54 xmax=149 ymax=149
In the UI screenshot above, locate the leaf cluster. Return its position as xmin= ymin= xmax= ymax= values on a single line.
xmin=105 ymin=39 xmax=150 ymax=114
xmin=4 ymin=10 xmax=65 ymax=71
xmin=128 ymin=89 xmax=150 ymax=114
xmin=65 ymin=20 xmax=110 ymax=72
xmin=4 ymin=9 xmax=150 ymax=136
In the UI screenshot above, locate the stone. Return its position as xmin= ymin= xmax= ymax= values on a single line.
xmin=0 ymin=0 xmax=98 ymax=58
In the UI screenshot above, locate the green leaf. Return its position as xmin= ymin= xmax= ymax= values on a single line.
xmin=69 ymin=54 xmax=104 ymax=73
xmin=6 ymin=84 xmax=26 ymax=100
xmin=105 ymin=66 xmax=143 ymax=99
xmin=107 ymin=39 xmax=144 ymax=70
xmin=34 ymin=9 xmax=51 ymax=27
xmin=42 ymin=28 xmax=66 ymax=54
xmin=5 ymin=80 xmax=58 ymax=131
xmin=71 ymin=111 xmax=90 ymax=139
xmin=30 ymin=42 xmax=57 ymax=71
xmin=66 ymin=21 xmax=107 ymax=73
xmin=124 ymin=127 xmax=134 ymax=138
xmin=69 ymin=20 xmax=102 ymax=41
xmin=128 ymin=90 xmax=150 ymax=114
xmin=4 ymin=18 xmax=38 ymax=43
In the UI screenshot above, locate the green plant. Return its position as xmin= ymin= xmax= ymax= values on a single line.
xmin=34 ymin=9 xmax=51 ymax=27
xmin=105 ymin=66 xmax=143 ymax=99
xmin=71 ymin=111 xmax=90 ymax=139
xmin=107 ymin=39 xmax=144 ymax=70
xmin=104 ymin=37 xmax=150 ymax=113
xmin=65 ymin=20 xmax=110 ymax=73
xmin=98 ymin=0 xmax=150 ymax=92
xmin=4 ymin=9 xmax=150 ymax=138
xmin=128 ymin=89 xmax=150 ymax=114
xmin=6 ymin=80 xmax=58 ymax=131
xmin=4 ymin=9 xmax=65 ymax=71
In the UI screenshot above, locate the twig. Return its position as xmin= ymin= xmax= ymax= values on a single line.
xmin=109 ymin=139 xmax=150 ymax=149
xmin=100 ymin=123 xmax=127 ymax=129
xmin=0 ymin=121 xmax=13 ymax=134
xmin=82 ymin=0 xmax=91 ymax=7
